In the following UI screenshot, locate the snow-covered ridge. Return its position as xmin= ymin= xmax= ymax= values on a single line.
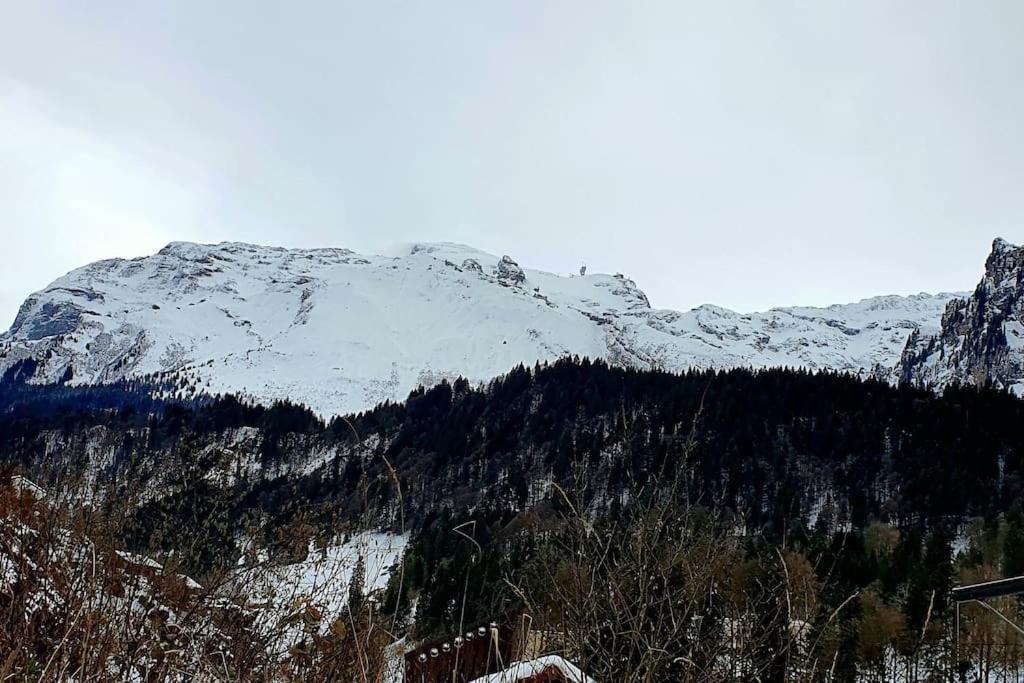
xmin=0 ymin=240 xmax=962 ymax=416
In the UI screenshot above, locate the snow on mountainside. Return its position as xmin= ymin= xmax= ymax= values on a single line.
xmin=0 ymin=241 xmax=961 ymax=416
xmin=899 ymin=238 xmax=1024 ymax=394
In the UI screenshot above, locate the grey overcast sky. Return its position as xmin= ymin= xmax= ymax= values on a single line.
xmin=1 ymin=1 xmax=1022 ymax=328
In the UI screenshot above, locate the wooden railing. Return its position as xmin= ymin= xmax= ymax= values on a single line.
xmin=405 ymin=621 xmax=517 ymax=682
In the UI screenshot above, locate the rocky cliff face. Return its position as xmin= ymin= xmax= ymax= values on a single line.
xmin=0 ymin=240 xmax=961 ymax=416
xmin=899 ymin=238 xmax=1024 ymax=393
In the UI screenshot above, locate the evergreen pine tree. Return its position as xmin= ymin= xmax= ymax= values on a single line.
xmin=1003 ymin=506 xmax=1024 ymax=576
xmin=348 ymin=553 xmax=366 ymax=616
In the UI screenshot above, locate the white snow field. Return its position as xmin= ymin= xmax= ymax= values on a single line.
xmin=1 ymin=240 xmax=960 ymax=416
xmin=232 ymin=531 xmax=408 ymax=655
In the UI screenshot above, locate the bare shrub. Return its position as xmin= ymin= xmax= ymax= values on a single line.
xmin=0 ymin=474 xmax=401 ymax=682
xmin=512 ymin=496 xmax=847 ymax=682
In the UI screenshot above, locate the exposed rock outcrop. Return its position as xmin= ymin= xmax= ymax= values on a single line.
xmin=494 ymin=255 xmax=526 ymax=286
xmin=899 ymin=238 xmax=1024 ymax=393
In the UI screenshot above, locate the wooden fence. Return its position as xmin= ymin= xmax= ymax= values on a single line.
xmin=405 ymin=620 xmax=518 ymax=682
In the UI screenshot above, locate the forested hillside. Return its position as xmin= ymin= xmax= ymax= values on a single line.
xmin=3 ymin=360 xmax=1024 ymax=678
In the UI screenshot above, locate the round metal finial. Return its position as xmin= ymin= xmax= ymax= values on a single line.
xmin=429 ymin=647 xmax=439 ymax=658
xmin=454 ymin=636 xmax=464 ymax=648
xmin=477 ymin=626 xmax=487 ymax=637
xmin=465 ymin=631 xmax=475 ymax=640
xmin=489 ymin=621 xmax=498 ymax=629
xmin=442 ymin=642 xmax=451 ymax=653
xmin=417 ymin=653 xmax=427 ymax=664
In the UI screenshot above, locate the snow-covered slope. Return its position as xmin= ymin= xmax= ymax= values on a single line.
xmin=0 ymin=241 xmax=960 ymax=416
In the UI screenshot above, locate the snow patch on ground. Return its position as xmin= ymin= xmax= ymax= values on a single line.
xmin=468 ymin=655 xmax=596 ymax=683
xmin=233 ymin=531 xmax=407 ymax=654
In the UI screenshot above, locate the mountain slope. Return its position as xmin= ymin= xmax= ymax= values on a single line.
xmin=899 ymin=238 xmax=1024 ymax=394
xmin=1 ymin=240 xmax=959 ymax=415
xmin=4 ymin=364 xmax=1023 ymax=680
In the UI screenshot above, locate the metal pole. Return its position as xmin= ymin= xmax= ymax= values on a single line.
xmin=954 ymin=601 xmax=960 ymax=682
xmin=971 ymin=599 xmax=1024 ymax=637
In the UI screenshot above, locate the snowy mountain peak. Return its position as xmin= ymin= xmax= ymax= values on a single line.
xmin=1 ymin=240 xmax=965 ymax=415
xmin=899 ymin=238 xmax=1024 ymax=393
xmin=991 ymin=236 xmax=1017 ymax=256
xmin=985 ymin=237 xmax=1023 ymax=284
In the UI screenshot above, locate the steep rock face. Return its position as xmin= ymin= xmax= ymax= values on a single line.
xmin=0 ymin=240 xmax=961 ymax=416
xmin=899 ymin=238 xmax=1024 ymax=393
